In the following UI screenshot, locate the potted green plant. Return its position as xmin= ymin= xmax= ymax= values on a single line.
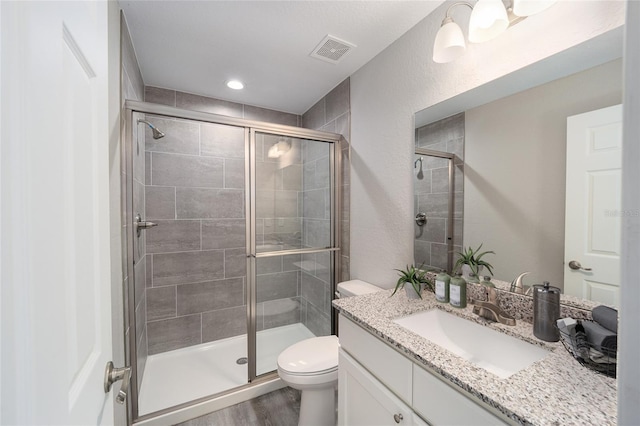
xmin=454 ymin=244 xmax=495 ymax=280
xmin=391 ymin=264 xmax=434 ymax=299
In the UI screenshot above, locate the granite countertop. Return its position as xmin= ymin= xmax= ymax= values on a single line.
xmin=333 ymin=289 xmax=617 ymax=426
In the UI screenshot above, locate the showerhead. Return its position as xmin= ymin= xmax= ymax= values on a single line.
xmin=151 ymin=127 xmax=165 ymax=140
xmin=137 ymin=119 xmax=165 ymax=139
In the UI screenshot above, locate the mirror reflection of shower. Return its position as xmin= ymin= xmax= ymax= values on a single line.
xmin=137 ymin=119 xmax=165 ymax=139
xmin=414 ymin=156 xmax=424 ymax=180
xmin=415 ymin=212 xmax=427 ymax=239
xmin=413 ymin=149 xmax=456 ymax=273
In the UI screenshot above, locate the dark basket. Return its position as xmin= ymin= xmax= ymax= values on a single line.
xmin=558 ymin=320 xmax=617 ymax=379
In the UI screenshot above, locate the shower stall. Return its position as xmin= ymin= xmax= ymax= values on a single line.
xmin=124 ymin=101 xmax=342 ymax=421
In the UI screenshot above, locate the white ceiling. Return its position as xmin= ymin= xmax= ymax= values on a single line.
xmin=120 ymin=1 xmax=444 ymax=114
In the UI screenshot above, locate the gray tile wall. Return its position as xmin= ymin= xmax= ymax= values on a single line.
xmin=121 ymin=14 xmax=147 ymax=395
xmin=144 ymin=86 xmax=301 ymax=127
xmin=142 ymin=115 xmax=250 ymax=355
xmin=139 ymin=82 xmax=348 ymax=351
xmin=142 ymin=87 xmax=310 ymax=354
xmin=414 ymin=112 xmax=465 ymax=271
xmin=301 ymin=78 xmax=351 ymax=336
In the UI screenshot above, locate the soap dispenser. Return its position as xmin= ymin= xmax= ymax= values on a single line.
xmin=449 ymin=273 xmax=467 ymax=308
xmin=532 ymin=281 xmax=561 ymax=342
xmin=435 ymin=271 xmax=450 ymax=303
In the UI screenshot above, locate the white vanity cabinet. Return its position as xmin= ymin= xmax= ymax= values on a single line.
xmin=338 ymin=314 xmax=511 ymax=426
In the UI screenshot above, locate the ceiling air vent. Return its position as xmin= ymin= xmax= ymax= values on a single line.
xmin=310 ymin=35 xmax=356 ymax=64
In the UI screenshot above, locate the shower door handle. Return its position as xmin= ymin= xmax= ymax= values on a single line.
xmin=104 ymin=361 xmax=131 ymax=404
xmin=134 ymin=213 xmax=158 ymax=237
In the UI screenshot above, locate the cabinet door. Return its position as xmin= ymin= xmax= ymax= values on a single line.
xmin=339 ymin=350 xmax=414 ymax=426
xmin=339 ymin=315 xmax=413 ymax=403
xmin=413 ymin=365 xmax=509 ymax=425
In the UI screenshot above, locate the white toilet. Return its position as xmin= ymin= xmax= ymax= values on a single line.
xmin=277 ymin=280 xmax=382 ymax=426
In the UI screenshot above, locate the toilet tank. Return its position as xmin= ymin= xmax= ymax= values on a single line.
xmin=336 ymin=280 xmax=382 ymax=298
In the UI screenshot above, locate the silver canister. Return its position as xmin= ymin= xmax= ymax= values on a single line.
xmin=533 ymin=281 xmax=561 ymax=342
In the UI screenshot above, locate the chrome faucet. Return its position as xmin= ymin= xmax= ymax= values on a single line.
xmin=509 ymin=272 xmax=531 ymax=295
xmin=471 ymin=287 xmax=516 ymax=326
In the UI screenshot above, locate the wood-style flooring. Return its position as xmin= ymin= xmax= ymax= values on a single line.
xmin=177 ymin=387 xmax=301 ymax=426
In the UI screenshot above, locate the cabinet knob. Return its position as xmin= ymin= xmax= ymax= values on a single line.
xmin=393 ymin=413 xmax=403 ymax=423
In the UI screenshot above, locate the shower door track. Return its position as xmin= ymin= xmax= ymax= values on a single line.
xmin=124 ymin=100 xmax=343 ymax=423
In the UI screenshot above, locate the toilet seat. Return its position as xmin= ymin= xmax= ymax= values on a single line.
xmin=279 ymin=365 xmax=337 ymax=376
xmin=277 ymin=335 xmax=339 ymax=376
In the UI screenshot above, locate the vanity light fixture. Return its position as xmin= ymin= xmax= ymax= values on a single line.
xmin=432 ymin=0 xmax=556 ymax=63
xmin=226 ymin=79 xmax=244 ymax=90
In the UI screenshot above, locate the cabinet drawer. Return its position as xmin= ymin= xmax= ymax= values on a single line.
xmin=339 ymin=314 xmax=412 ymax=403
xmin=413 ymin=365 xmax=510 ymax=425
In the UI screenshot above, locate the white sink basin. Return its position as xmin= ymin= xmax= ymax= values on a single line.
xmin=393 ymin=309 xmax=549 ymax=378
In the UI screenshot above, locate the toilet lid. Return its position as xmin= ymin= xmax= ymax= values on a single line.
xmin=277 ymin=336 xmax=339 ymax=375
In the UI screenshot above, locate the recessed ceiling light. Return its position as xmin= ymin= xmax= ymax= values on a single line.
xmin=226 ymin=80 xmax=244 ymax=90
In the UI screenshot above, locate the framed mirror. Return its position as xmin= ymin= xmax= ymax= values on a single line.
xmin=413 ymin=28 xmax=623 ymax=305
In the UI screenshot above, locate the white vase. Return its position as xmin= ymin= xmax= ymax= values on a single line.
xmin=404 ymin=282 xmax=422 ymax=299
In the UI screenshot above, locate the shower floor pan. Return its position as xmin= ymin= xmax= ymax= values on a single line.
xmin=138 ymin=323 xmax=315 ymax=416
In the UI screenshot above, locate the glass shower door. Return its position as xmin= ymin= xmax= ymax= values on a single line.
xmin=251 ymin=131 xmax=336 ymax=377
xmin=130 ymin=111 xmax=251 ymax=416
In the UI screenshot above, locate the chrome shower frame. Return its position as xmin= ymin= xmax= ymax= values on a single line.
xmin=123 ymin=100 xmax=343 ymax=424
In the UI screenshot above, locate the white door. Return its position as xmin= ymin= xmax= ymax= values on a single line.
xmin=564 ymin=104 xmax=622 ymax=306
xmin=1 ymin=2 xmax=118 ymax=424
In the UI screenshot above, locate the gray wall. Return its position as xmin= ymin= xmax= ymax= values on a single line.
xmin=145 ymin=86 xmax=300 ymax=127
xmin=142 ymin=114 xmax=248 ymax=355
xmin=414 ymin=113 xmax=464 ymax=271
xmin=302 ymin=78 xmax=351 ymax=284
xmin=464 ymin=59 xmax=623 ymax=289
xmin=301 ymin=78 xmax=351 ymax=336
